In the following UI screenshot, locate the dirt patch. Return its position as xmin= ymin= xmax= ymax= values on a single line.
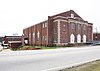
xmin=60 ymin=59 xmax=100 ymax=71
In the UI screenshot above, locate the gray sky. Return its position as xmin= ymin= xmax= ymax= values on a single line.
xmin=0 ymin=0 xmax=99 ymax=36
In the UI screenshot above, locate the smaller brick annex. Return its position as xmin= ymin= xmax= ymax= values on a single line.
xmin=23 ymin=10 xmax=93 ymax=46
xmin=93 ymin=33 xmax=100 ymax=41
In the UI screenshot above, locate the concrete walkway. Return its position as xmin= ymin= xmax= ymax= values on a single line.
xmin=0 ymin=45 xmax=12 ymax=52
xmin=1 ymin=49 xmax=12 ymax=52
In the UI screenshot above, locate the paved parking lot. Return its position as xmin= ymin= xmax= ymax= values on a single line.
xmin=0 ymin=44 xmax=3 ymax=51
xmin=0 ymin=48 xmax=12 ymax=52
xmin=0 ymin=44 xmax=11 ymax=52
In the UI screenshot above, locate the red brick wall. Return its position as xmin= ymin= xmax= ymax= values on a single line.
xmin=60 ymin=21 xmax=68 ymax=43
xmin=31 ymin=25 xmax=35 ymax=46
xmin=35 ymin=24 xmax=42 ymax=46
xmin=29 ymin=27 xmax=32 ymax=45
xmin=87 ymin=26 xmax=93 ymax=42
xmin=9 ymin=43 xmax=22 ymax=48
xmin=23 ymin=10 xmax=93 ymax=46
xmin=41 ymin=22 xmax=48 ymax=46
xmin=53 ymin=21 xmax=58 ymax=44
xmin=93 ymin=33 xmax=100 ymax=41
xmin=48 ymin=16 xmax=54 ymax=46
xmin=23 ymin=28 xmax=29 ymax=44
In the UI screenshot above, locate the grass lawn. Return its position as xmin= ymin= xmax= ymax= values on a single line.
xmin=61 ymin=59 xmax=100 ymax=71
xmin=10 ymin=45 xmax=59 ymax=51
xmin=35 ymin=46 xmax=57 ymax=49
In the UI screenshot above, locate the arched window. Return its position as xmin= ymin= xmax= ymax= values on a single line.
xmin=77 ymin=34 xmax=81 ymax=43
xmin=70 ymin=34 xmax=75 ymax=43
xmin=33 ymin=32 xmax=35 ymax=41
xmin=37 ymin=31 xmax=40 ymax=40
xmin=83 ymin=35 xmax=86 ymax=43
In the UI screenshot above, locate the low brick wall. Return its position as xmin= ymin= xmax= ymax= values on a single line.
xmin=9 ymin=43 xmax=22 ymax=48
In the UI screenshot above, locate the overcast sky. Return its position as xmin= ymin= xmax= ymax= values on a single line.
xmin=0 ymin=0 xmax=99 ymax=36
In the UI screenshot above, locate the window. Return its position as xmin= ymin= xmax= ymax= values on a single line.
xmin=63 ymin=24 xmax=66 ymax=27
xmin=83 ymin=35 xmax=86 ymax=43
xmin=43 ymin=36 xmax=47 ymax=41
xmin=45 ymin=36 xmax=47 ymax=41
xmin=24 ymin=37 xmax=28 ymax=44
xmin=45 ymin=22 xmax=47 ymax=27
xmin=70 ymin=34 xmax=75 ymax=43
xmin=24 ymin=30 xmax=27 ymax=35
xmin=62 ymin=24 xmax=66 ymax=32
xmin=43 ymin=23 xmax=44 ymax=28
xmin=78 ymin=23 xmax=81 ymax=29
xmin=42 ymin=36 xmax=44 ymax=40
xmin=71 ymin=14 xmax=74 ymax=18
xmin=83 ymin=25 xmax=86 ymax=30
xmin=33 ymin=32 xmax=35 ymax=41
xmin=70 ymin=22 xmax=75 ymax=29
xmin=37 ymin=31 xmax=40 ymax=40
xmin=77 ymin=34 xmax=81 ymax=43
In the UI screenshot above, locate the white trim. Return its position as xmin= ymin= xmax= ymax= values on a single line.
xmin=54 ymin=18 xmax=88 ymax=25
xmin=84 ymin=23 xmax=88 ymax=26
xmin=53 ymin=16 xmax=67 ymax=19
xmin=77 ymin=34 xmax=81 ymax=43
xmin=9 ymin=41 xmax=22 ymax=43
xmin=68 ymin=19 xmax=88 ymax=25
xmin=58 ymin=20 xmax=60 ymax=45
xmin=83 ymin=34 xmax=86 ymax=43
xmin=70 ymin=34 xmax=75 ymax=44
xmin=53 ymin=16 xmax=90 ymax=26
xmin=54 ymin=19 xmax=68 ymax=22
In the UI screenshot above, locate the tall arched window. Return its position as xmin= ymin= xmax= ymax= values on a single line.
xmin=37 ymin=31 xmax=40 ymax=40
xmin=70 ymin=34 xmax=75 ymax=43
xmin=83 ymin=35 xmax=86 ymax=43
xmin=33 ymin=32 xmax=35 ymax=41
xmin=77 ymin=34 xmax=81 ymax=43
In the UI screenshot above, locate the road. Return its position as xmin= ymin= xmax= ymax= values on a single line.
xmin=0 ymin=46 xmax=100 ymax=71
xmin=0 ymin=43 xmax=3 ymax=51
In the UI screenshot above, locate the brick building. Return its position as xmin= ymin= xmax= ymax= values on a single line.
xmin=2 ymin=36 xmax=22 ymax=48
xmin=23 ymin=10 xmax=93 ymax=46
xmin=93 ymin=33 xmax=100 ymax=41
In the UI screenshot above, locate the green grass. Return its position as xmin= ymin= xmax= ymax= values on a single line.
xmin=10 ymin=45 xmax=72 ymax=51
xmin=35 ymin=46 xmax=57 ymax=50
xmin=10 ymin=45 xmax=34 ymax=51
xmin=61 ymin=59 xmax=100 ymax=71
xmin=10 ymin=45 xmax=58 ymax=51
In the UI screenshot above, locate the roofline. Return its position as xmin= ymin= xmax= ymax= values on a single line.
xmin=23 ymin=10 xmax=93 ymax=30
xmin=4 ymin=36 xmax=22 ymax=37
xmin=24 ymin=20 xmax=48 ymax=30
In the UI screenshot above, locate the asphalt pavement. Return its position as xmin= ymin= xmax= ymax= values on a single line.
xmin=0 ymin=46 xmax=100 ymax=71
